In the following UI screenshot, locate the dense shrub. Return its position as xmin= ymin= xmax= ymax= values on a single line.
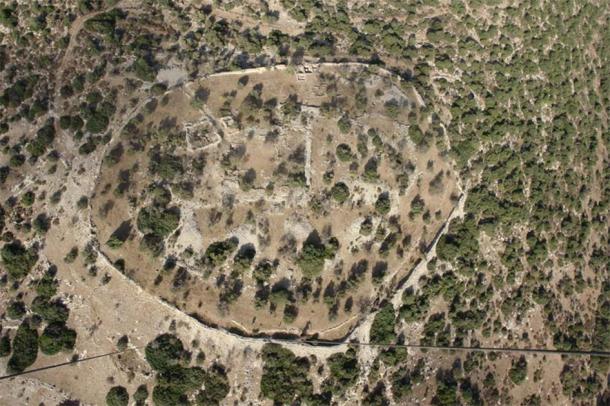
xmin=7 ymin=300 xmax=26 ymax=319
xmin=369 ymin=303 xmax=396 ymax=344
xmin=149 ymin=152 xmax=184 ymax=180
xmin=509 ymin=356 xmax=528 ymax=384
xmin=152 ymin=384 xmax=187 ymax=406
xmin=330 ymin=182 xmax=350 ymax=203
xmin=133 ymin=56 xmax=157 ymax=82
xmin=157 ymin=366 xmax=205 ymax=394
xmin=336 ymin=143 xmax=353 ymax=162
xmin=239 ymin=168 xmax=257 ymax=191
xmin=33 ymin=213 xmax=51 ymax=234
xmin=0 ymin=166 xmax=9 ymax=184
xmin=409 ymin=194 xmax=425 ymax=216
xmin=1 ymin=240 xmax=38 ymax=279
xmin=196 ymin=366 xmax=230 ymax=405
xmin=436 ymin=217 xmax=479 ymax=265
xmin=104 ymin=143 xmax=124 ymax=166
xmin=0 ymin=6 xmax=18 ymax=28
xmin=106 ymin=385 xmax=129 ymax=406
xmin=8 ymin=322 xmax=38 ymax=373
xmin=233 ymin=244 xmax=256 ymax=272
xmin=283 ymin=304 xmax=299 ymax=323
xmin=260 ymin=343 xmax=313 ymax=404
xmin=324 ymin=348 xmax=360 ymax=395
xmin=375 ymin=192 xmax=391 ymax=215
xmin=0 ymin=75 xmax=39 ymax=108
xmin=296 ymin=234 xmax=337 ymax=277
xmin=0 ymin=335 xmax=10 ymax=357
xmin=145 ymin=333 xmax=189 ymax=372
xmin=282 ymin=94 xmax=301 ymax=118
xmin=433 ymin=370 xmax=459 ymax=406
xmin=337 ymin=115 xmax=352 ymax=133
xmin=203 ymin=238 xmax=239 ymax=267
xmin=31 ymin=297 xmax=69 ymax=324
xmin=21 ymin=191 xmax=35 ymax=206
xmin=363 ymin=382 xmax=389 ymax=406
xmin=252 ymin=259 xmax=276 ymax=283
xmin=84 ymin=8 xmax=126 ymax=41
xmin=400 ymin=287 xmax=429 ymax=322
xmin=363 ymin=158 xmax=379 ymax=182
xmin=85 ymin=111 xmax=110 ymax=134
xmin=27 ymin=119 xmax=56 ymax=158
xmin=137 ymin=206 xmax=180 ymax=239
xmin=38 ymin=322 xmax=76 ymax=355
xmin=133 ymin=385 xmax=149 ymax=404
xmin=145 ymin=334 xmax=229 ymax=406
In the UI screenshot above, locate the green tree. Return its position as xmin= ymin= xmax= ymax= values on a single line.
xmin=260 ymin=343 xmax=314 ymax=404
xmin=8 ymin=322 xmax=38 ymax=373
xmin=1 ymin=241 xmax=38 ymax=279
xmin=145 ymin=334 xmax=189 ymax=372
xmin=509 ymin=356 xmax=527 ymax=385
xmin=369 ymin=303 xmax=396 ymax=344
xmin=39 ymin=322 xmax=77 ymax=355
xmin=330 ymin=182 xmax=350 ymax=203
xmin=106 ymin=386 xmax=129 ymax=406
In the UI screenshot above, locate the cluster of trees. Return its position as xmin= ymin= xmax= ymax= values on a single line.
xmin=260 ymin=343 xmax=360 ymax=404
xmin=143 ymin=333 xmax=229 ymax=406
xmin=1 ymin=239 xmax=38 ymax=279
xmin=1 ymin=0 xmax=605 ymax=401
xmin=369 ymin=303 xmax=396 ymax=344
xmin=1 ymin=266 xmax=76 ymax=373
xmin=137 ymin=205 xmax=180 ymax=256
xmin=296 ymin=231 xmax=338 ymax=277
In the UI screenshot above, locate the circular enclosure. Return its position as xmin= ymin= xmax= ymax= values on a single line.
xmin=92 ymin=63 xmax=458 ymax=338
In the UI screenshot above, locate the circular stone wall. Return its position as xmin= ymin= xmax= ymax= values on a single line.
xmin=92 ymin=63 xmax=458 ymax=338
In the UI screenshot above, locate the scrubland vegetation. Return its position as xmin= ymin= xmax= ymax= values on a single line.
xmin=0 ymin=0 xmax=607 ymax=404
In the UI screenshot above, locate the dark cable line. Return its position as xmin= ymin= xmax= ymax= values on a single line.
xmin=0 ymin=347 xmax=140 ymax=381
xmin=2 ymin=339 xmax=609 ymax=381
xmin=291 ymin=339 xmax=610 ymax=358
